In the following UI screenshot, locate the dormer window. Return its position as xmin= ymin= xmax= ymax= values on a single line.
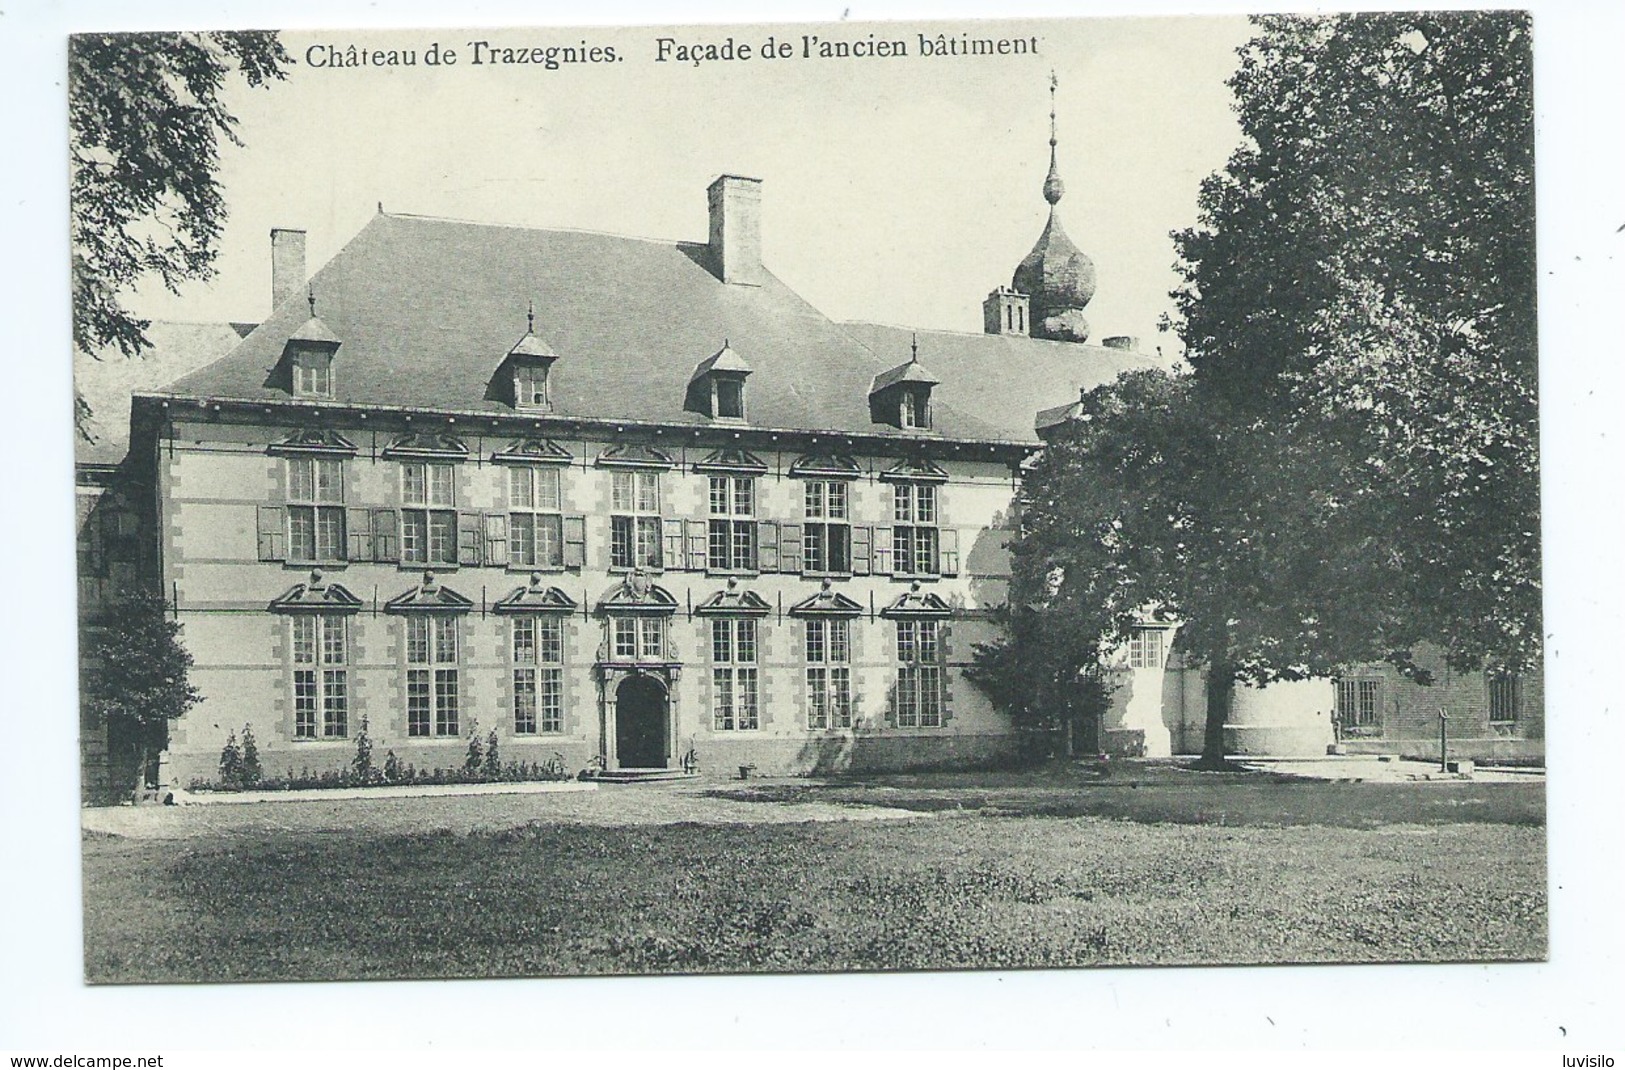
xmin=283 ymin=288 xmax=341 ymax=399
xmin=900 ymin=388 xmax=929 ymax=430
xmin=715 ymin=377 xmax=745 ymax=419
xmin=514 ymin=362 xmax=549 ymax=410
xmin=685 ymin=341 xmax=752 ymax=422
xmin=868 ymin=334 xmax=940 ymax=432
xmin=294 ymin=351 xmax=334 ymax=398
xmin=502 ymin=304 xmax=560 ymax=412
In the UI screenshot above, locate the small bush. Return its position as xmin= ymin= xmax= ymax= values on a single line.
xmin=383 ymin=749 xmax=402 ymax=783
xmin=218 ymin=732 xmax=244 ymax=791
xmin=352 ymin=716 xmax=375 ymax=783
xmin=240 ymin=725 xmax=262 ymax=787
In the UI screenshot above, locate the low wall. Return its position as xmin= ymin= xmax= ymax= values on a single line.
xmin=1223 ymin=723 xmax=1335 ymax=757
xmin=1342 ymin=737 xmax=1545 ymax=763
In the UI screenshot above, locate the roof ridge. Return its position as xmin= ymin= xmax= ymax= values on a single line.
xmin=380 ymin=209 xmax=701 ymax=250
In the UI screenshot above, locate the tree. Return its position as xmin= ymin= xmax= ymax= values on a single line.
xmin=1170 ymin=11 xmax=1539 ymax=675
xmin=82 ymin=592 xmax=202 ymax=799
xmin=998 ymin=13 xmax=1539 ymax=766
xmin=70 ymin=32 xmax=290 ymax=438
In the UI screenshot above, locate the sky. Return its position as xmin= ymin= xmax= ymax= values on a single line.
xmin=124 ymin=16 xmax=1255 ymax=359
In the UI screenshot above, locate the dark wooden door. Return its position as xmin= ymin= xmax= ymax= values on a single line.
xmin=615 ymin=676 xmax=668 ymax=769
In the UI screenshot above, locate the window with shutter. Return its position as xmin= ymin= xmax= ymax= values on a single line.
xmin=401 ymin=462 xmax=458 ymax=567
xmin=610 ymin=470 xmax=662 ymax=569
xmin=507 ymin=466 xmax=563 ymax=569
xmin=802 ymin=480 xmax=851 ymax=575
xmin=707 ymin=475 xmax=757 ymax=571
xmin=286 ymin=457 xmax=346 ymax=564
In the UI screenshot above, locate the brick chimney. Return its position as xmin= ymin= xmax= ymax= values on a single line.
xmin=707 ymin=175 xmax=763 ymax=286
xmin=271 ymin=228 xmax=308 ymax=310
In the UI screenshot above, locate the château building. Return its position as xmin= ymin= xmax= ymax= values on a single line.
xmin=76 ymin=104 xmax=1541 ymax=797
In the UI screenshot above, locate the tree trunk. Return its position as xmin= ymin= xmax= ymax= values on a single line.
xmin=1199 ymin=658 xmax=1235 ymax=769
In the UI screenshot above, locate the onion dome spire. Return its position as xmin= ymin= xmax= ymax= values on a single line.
xmin=1043 ymin=70 xmax=1065 ymax=206
xmin=1012 ymin=71 xmax=1096 ymax=343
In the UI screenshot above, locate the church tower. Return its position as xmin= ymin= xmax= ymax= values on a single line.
xmin=985 ymin=74 xmax=1098 ymax=343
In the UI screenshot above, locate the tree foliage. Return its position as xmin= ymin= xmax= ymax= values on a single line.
xmin=70 ymin=32 xmax=290 ymax=436
xmin=993 ymin=13 xmax=1539 ymax=764
xmin=82 ymin=592 xmax=202 ymax=796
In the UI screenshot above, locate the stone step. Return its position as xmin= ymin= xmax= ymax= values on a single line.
xmin=587 ymin=768 xmax=699 ymax=783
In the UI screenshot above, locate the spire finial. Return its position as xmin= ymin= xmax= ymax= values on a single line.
xmin=910 ymin=331 xmax=919 ymax=363
xmin=1044 ymin=71 xmax=1065 ymax=207
xmin=527 ymin=299 xmax=535 ymax=333
xmin=307 ymin=284 xmax=316 ymax=317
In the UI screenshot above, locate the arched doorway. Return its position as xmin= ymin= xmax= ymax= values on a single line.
xmin=615 ymin=675 xmax=669 ymax=769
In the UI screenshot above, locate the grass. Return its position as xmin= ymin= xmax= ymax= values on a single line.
xmin=82 ymin=767 xmax=1546 ymax=982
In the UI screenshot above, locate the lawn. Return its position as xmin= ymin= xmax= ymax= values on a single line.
xmin=81 ymin=767 xmax=1546 ymax=982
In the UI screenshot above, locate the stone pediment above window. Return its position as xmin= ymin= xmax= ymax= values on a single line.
xmin=789 ymin=581 xmax=864 ymax=618
xmin=491 ymin=437 xmax=573 ymax=465
xmin=384 ymin=572 xmax=474 ymax=614
xmin=694 ymin=580 xmax=771 ymax=617
xmin=596 ymin=571 xmax=678 ymax=615
xmin=596 ymin=443 xmax=676 ymax=469
xmin=789 ymin=453 xmax=862 ymax=479
xmin=267 ymin=429 xmax=359 ymax=456
xmin=692 ymin=448 xmax=768 ymax=475
xmin=268 ymin=571 xmax=363 ymax=614
xmin=880 ymin=583 xmax=953 ymax=619
xmin=381 ymin=433 xmax=469 ymax=461
xmin=492 ymin=575 xmax=579 ymax=614
xmin=879 ymin=457 xmax=949 ymax=483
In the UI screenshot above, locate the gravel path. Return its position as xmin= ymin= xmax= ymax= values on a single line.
xmin=81 ymin=778 xmax=925 ymax=840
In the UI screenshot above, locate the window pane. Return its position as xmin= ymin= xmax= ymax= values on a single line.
xmin=710 ymin=477 xmax=728 ymax=516
xmin=316 ymin=460 xmax=343 ymax=502
xmin=401 ymin=512 xmax=427 ymax=563
xmin=916 ymin=485 xmax=936 ymax=523
xmin=737 ymin=619 xmax=757 ymax=663
xmin=536 ymin=468 xmax=561 ymax=510
xmin=407 ymin=669 xmax=431 ymax=736
xmin=733 ymin=477 xmax=754 ymax=516
xmin=807 ymin=668 xmax=828 ymax=729
xmin=830 ymin=620 xmax=850 ymax=663
xmin=434 ymin=617 xmax=458 ymax=662
xmin=537 ymin=514 xmax=563 ymax=567
xmin=612 ymin=471 xmax=633 ymax=512
xmin=435 ymin=670 xmax=459 ymax=735
xmin=833 ymin=667 xmax=852 ymax=728
xmin=712 ymin=619 xmax=732 ymax=664
xmin=429 ymin=465 xmax=454 ymax=508
xmin=514 ymin=668 xmax=537 ymax=734
xmin=919 ymin=621 xmax=939 ymax=663
xmin=513 ymin=617 xmax=536 ymax=664
xmin=709 ymin=519 xmax=730 ymax=570
xmin=828 ymin=481 xmax=848 ymax=519
xmin=714 ymin=668 xmax=735 ymax=731
xmin=611 ymin=516 xmax=633 ymax=569
xmin=403 ymin=463 xmax=426 ymax=506
xmin=805 ymin=482 xmax=823 ymax=519
xmin=321 ymin=616 xmax=346 ymax=665
xmin=538 ymin=617 xmax=563 ymax=664
xmin=613 ymin=618 xmax=637 ymax=659
xmin=406 ymin=617 xmax=429 ymax=665
xmin=636 ymin=517 xmax=661 ymax=567
xmin=429 ymin=512 xmax=456 ymax=563
xmin=897 ymin=620 xmax=916 ymax=662
xmin=540 ymin=669 xmax=563 ymax=733
xmin=805 ymin=620 xmax=825 ymax=663
xmin=289 ymin=458 xmax=315 ymax=501
xmin=510 ymin=467 xmax=534 ymax=508
xmin=289 ymin=506 xmax=315 ymax=561
xmin=640 ymin=617 xmax=663 ymax=659
xmin=510 ymin=512 xmax=536 ymax=566
xmin=323 ymin=670 xmax=348 ymax=736
xmin=294 ymin=670 xmax=317 ymax=738
xmin=317 ymin=507 xmax=344 ymax=560
xmin=738 ymin=668 xmax=759 ymax=729
xmin=636 ymin=472 xmax=659 ymax=513
xmin=292 ymin=617 xmax=316 ymax=664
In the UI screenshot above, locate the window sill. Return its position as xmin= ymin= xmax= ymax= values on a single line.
xmin=291 ymin=737 xmax=351 ymax=744
xmin=507 ymin=564 xmax=569 ymax=574
xmin=608 ymin=566 xmax=665 ymax=575
xmin=398 ymin=562 xmax=461 ymax=572
xmin=890 ymin=573 xmax=941 ymax=582
xmin=287 ymin=560 xmax=349 ymax=570
xmin=705 ymin=567 xmax=760 ymax=578
xmin=801 ymin=570 xmax=854 ymax=581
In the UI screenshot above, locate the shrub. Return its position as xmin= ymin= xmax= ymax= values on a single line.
xmin=352 ymin=716 xmax=375 ymax=782
xmin=483 ymin=729 xmax=502 ymax=778
xmin=464 ymin=717 xmax=483 ymax=773
xmin=383 ymin=749 xmax=402 ymax=783
xmin=240 ymin=724 xmax=262 ymax=787
xmin=218 ymin=731 xmax=244 ymax=791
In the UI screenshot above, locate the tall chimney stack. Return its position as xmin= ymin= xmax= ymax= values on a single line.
xmin=271 ymin=228 xmax=308 ymax=311
xmin=707 ymin=175 xmax=763 ymax=286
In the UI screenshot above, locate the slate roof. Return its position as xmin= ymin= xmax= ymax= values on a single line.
xmin=838 ymin=322 xmax=1162 ymax=439
xmin=75 ymin=320 xmax=249 ymax=465
xmin=159 ymin=212 xmax=1163 ymax=446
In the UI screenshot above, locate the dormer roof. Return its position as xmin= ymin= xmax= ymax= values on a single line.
xmin=689 ymin=341 xmax=752 ymax=379
xmin=287 ymin=315 xmax=341 ymax=346
xmin=507 ymin=330 xmax=559 ymax=361
xmin=870 ymin=355 xmax=941 ymax=394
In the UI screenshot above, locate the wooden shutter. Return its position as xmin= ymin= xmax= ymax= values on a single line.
xmin=681 ymin=519 xmax=703 ymax=571
xmin=345 ymin=507 xmax=373 ymax=562
xmin=938 ymin=527 xmax=960 ymax=577
xmin=563 ymin=515 xmax=586 ymax=568
xmin=662 ymin=518 xmax=685 ymax=571
xmin=458 ymin=512 xmax=484 ymax=565
xmin=372 ymin=508 xmax=399 ymax=563
xmin=851 ymin=525 xmax=872 ymax=575
xmin=484 ymin=512 xmax=509 ymax=567
xmin=874 ymin=526 xmax=894 ymax=575
xmin=758 ymin=520 xmax=780 ymax=572
xmin=256 ymin=505 xmax=286 ymax=562
xmin=780 ymin=522 xmax=804 ymax=574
